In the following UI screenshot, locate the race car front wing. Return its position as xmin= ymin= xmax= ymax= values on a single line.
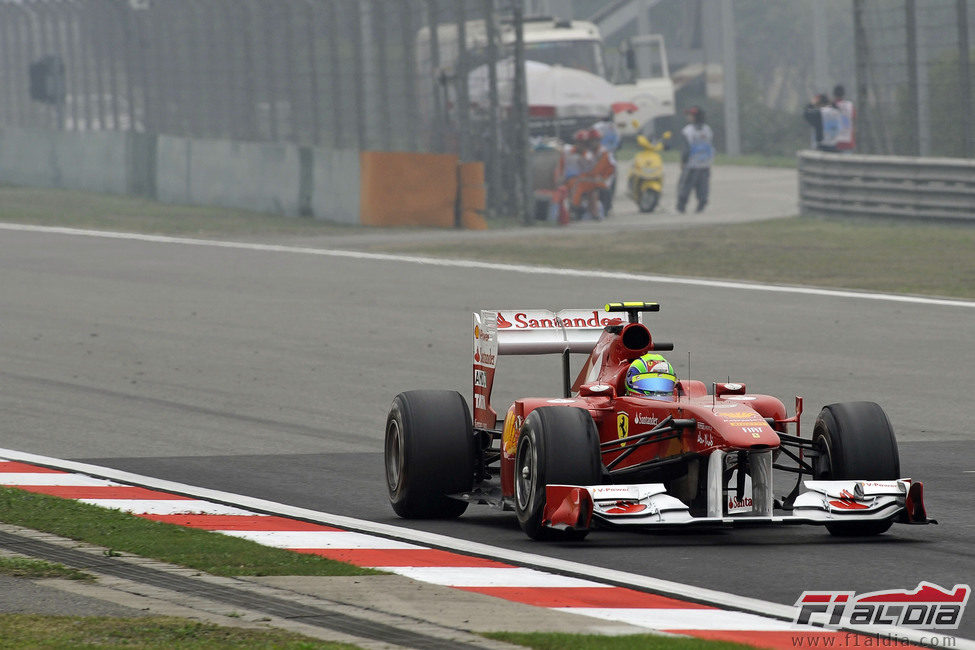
xmin=542 ymin=449 xmax=933 ymax=531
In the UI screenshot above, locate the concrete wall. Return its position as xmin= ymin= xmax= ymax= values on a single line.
xmin=0 ymin=127 xmax=474 ymax=228
xmin=156 ymin=136 xmax=302 ymax=216
xmin=310 ymin=147 xmax=361 ymax=224
xmin=0 ymin=127 xmax=130 ymax=194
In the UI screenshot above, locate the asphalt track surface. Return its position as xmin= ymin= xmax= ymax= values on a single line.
xmin=1 ymin=204 xmax=973 ymax=640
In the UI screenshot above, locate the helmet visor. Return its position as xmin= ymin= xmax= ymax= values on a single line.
xmin=629 ymin=373 xmax=676 ymax=397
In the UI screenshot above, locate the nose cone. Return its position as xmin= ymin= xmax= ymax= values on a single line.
xmin=709 ymin=407 xmax=781 ymax=448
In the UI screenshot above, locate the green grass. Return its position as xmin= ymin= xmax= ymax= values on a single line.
xmin=0 ymin=185 xmax=367 ymax=237
xmin=369 ymin=217 xmax=975 ymax=300
xmin=0 ymin=614 xmax=357 ymax=649
xmin=3 ymin=184 xmax=972 ymax=299
xmin=0 ymin=184 xmax=509 ymax=235
xmin=0 ymin=556 xmax=94 ymax=581
xmin=0 ymin=487 xmax=378 ymax=578
xmin=485 ymin=632 xmax=755 ymax=650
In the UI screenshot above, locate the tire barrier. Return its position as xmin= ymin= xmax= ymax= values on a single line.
xmin=457 ymin=161 xmax=488 ymax=230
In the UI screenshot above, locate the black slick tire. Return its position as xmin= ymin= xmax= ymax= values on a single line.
xmin=812 ymin=401 xmax=900 ymax=536
xmin=514 ymin=407 xmax=601 ymax=541
xmin=384 ymin=390 xmax=474 ymax=519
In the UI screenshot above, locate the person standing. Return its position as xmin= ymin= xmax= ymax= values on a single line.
xmin=676 ymin=106 xmax=714 ymax=214
xmin=592 ymin=111 xmax=621 ymax=154
xmin=591 ymin=115 xmax=621 ymax=214
xmin=803 ymin=93 xmax=840 ymax=152
xmin=833 ymin=84 xmax=855 ymax=152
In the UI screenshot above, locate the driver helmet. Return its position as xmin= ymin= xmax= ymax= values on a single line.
xmin=625 ymin=353 xmax=677 ymax=400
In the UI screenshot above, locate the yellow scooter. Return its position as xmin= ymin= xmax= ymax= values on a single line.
xmin=627 ymin=132 xmax=670 ymax=213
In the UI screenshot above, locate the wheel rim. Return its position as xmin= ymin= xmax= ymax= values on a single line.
xmin=385 ymin=419 xmax=404 ymax=492
xmin=812 ymin=433 xmax=833 ymax=479
xmin=515 ymin=435 xmax=536 ymax=511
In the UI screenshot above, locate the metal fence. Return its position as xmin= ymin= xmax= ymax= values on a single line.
xmin=0 ymin=0 xmax=531 ymax=218
xmin=854 ymin=0 xmax=975 ymax=157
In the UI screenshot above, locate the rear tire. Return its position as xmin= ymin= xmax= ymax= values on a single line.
xmin=812 ymin=401 xmax=899 ymax=536
xmin=385 ymin=390 xmax=474 ymax=519
xmin=638 ymin=187 xmax=659 ymax=212
xmin=514 ymin=407 xmax=601 ymax=541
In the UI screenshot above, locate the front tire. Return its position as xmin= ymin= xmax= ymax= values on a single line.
xmin=514 ymin=407 xmax=601 ymax=541
xmin=638 ymin=187 xmax=659 ymax=212
xmin=812 ymin=401 xmax=899 ymax=536
xmin=385 ymin=390 xmax=474 ymax=519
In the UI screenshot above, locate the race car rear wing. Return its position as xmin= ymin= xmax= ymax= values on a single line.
xmin=472 ymin=308 xmax=627 ymax=429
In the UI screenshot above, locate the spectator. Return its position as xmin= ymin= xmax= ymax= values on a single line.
xmin=803 ymin=93 xmax=840 ymax=152
xmin=555 ymin=130 xmax=587 ymax=186
xmin=554 ymin=130 xmax=611 ymax=221
xmin=676 ymin=106 xmax=714 ymax=214
xmin=591 ymin=114 xmax=620 ymax=213
xmin=833 ymin=84 xmax=855 ymax=152
xmin=586 ymin=127 xmax=617 ymax=217
xmin=592 ymin=111 xmax=621 ymax=153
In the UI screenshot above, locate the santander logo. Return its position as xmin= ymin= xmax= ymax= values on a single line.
xmin=497 ymin=310 xmax=621 ymax=330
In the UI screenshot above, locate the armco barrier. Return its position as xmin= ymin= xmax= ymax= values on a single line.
xmin=799 ymin=150 xmax=975 ymax=221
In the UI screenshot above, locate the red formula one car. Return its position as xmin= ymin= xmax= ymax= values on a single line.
xmin=384 ymin=302 xmax=932 ymax=540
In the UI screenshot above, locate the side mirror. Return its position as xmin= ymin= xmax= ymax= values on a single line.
xmin=714 ymin=382 xmax=747 ymax=397
xmin=578 ymin=383 xmax=616 ymax=398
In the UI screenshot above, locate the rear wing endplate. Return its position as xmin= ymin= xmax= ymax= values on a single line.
xmin=472 ymin=309 xmax=622 ymax=429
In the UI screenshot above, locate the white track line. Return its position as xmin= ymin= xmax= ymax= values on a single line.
xmin=217 ymin=530 xmax=425 ymax=550
xmin=556 ymin=608 xmax=806 ymax=631
xmin=2 ymin=223 xmax=973 ymax=309
xmin=3 ymin=447 xmax=970 ymax=649
xmin=379 ymin=566 xmax=604 ymax=589
xmin=78 ymin=499 xmax=255 ymax=516
xmin=0 ymin=474 xmax=118 ymax=486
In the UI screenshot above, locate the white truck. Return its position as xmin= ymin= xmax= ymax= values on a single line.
xmin=417 ymin=16 xmax=675 ymax=137
xmin=519 ymin=18 xmax=675 ymax=137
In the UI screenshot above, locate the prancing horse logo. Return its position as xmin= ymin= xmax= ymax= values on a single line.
xmin=617 ymin=412 xmax=629 ymax=447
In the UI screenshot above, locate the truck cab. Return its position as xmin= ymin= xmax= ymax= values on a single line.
xmin=611 ymin=33 xmax=676 ymax=137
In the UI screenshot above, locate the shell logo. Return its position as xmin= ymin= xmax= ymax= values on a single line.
xmin=501 ymin=410 xmax=519 ymax=456
xmin=723 ymin=411 xmax=760 ymax=419
xmin=605 ymin=502 xmax=647 ymax=514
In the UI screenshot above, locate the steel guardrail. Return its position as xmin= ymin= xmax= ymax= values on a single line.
xmin=798 ymin=150 xmax=975 ymax=221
